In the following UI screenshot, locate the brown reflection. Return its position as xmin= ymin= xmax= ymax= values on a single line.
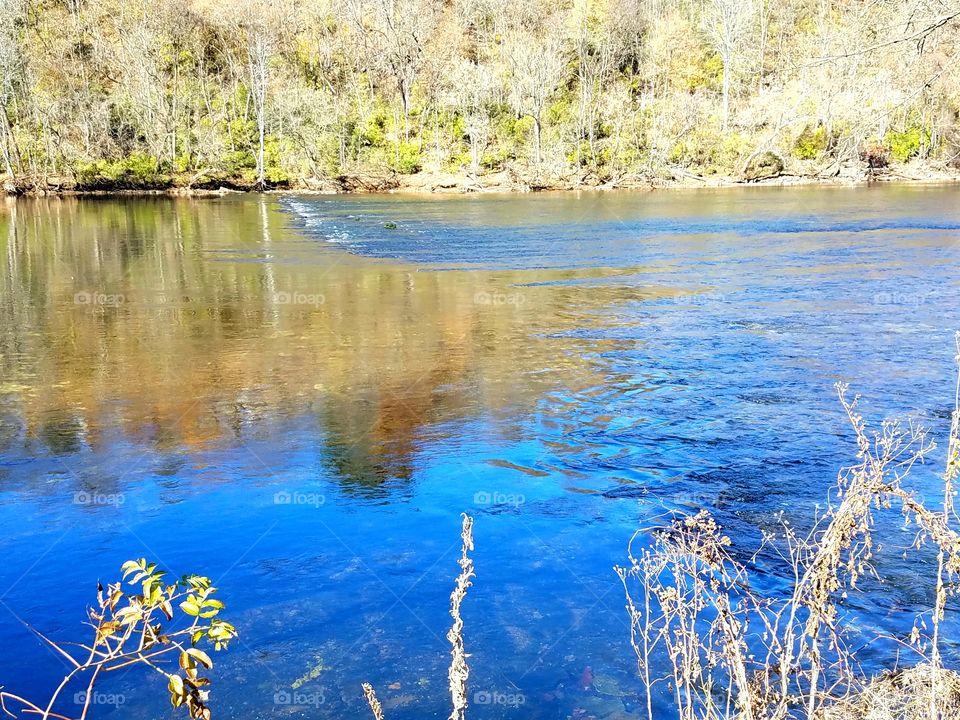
xmin=0 ymin=196 xmax=669 ymax=486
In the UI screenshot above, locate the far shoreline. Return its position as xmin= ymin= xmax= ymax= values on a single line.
xmin=4 ymin=162 xmax=960 ymax=199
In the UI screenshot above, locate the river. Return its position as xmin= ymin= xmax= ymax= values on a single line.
xmin=0 ymin=186 xmax=959 ymax=718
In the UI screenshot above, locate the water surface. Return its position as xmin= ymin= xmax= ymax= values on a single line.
xmin=1 ymin=186 xmax=959 ymax=718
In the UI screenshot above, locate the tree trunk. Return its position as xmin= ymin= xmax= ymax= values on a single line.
xmin=533 ymin=115 xmax=542 ymax=166
xmin=401 ymin=80 xmax=410 ymax=142
xmin=251 ymin=37 xmax=268 ymax=190
xmin=434 ymin=108 xmax=440 ymax=166
xmin=257 ymin=95 xmax=265 ymax=189
xmin=0 ymin=107 xmax=18 ymax=180
xmin=722 ymin=60 xmax=730 ymax=132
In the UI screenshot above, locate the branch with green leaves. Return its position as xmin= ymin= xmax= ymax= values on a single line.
xmin=0 ymin=558 xmax=237 ymax=720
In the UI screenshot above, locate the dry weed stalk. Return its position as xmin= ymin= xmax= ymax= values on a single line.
xmin=824 ymin=663 xmax=960 ymax=720
xmin=617 ymin=334 xmax=960 ymax=720
xmin=447 ymin=513 xmax=475 ymax=720
xmin=618 ymin=512 xmax=769 ymax=720
xmin=361 ymin=514 xmax=474 ymax=720
xmin=361 ymin=683 xmax=384 ymax=720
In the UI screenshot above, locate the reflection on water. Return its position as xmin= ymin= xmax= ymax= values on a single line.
xmin=0 ymin=188 xmax=959 ymax=719
xmin=0 ymin=196 xmax=669 ymax=489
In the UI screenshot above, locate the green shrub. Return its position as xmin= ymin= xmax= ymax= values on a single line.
xmin=448 ymin=113 xmax=467 ymax=142
xmin=221 ymin=149 xmax=256 ymax=173
xmin=264 ymin=137 xmax=291 ymax=185
xmin=668 ymin=140 xmax=689 ymax=164
xmin=613 ymin=144 xmax=639 ymax=170
xmin=227 ymin=117 xmax=256 ymax=145
xmin=174 ymin=152 xmax=193 ymax=174
xmin=358 ymin=110 xmax=388 ymax=148
xmin=449 ymin=150 xmax=473 ymax=171
xmin=668 ymin=130 xmax=749 ymax=174
xmin=717 ymin=133 xmax=749 ymax=169
xmin=390 ymin=142 xmax=422 ymax=174
xmin=794 ymin=125 xmax=829 ymax=159
xmin=885 ymin=126 xmax=928 ymax=162
xmin=74 ymin=153 xmax=169 ymax=189
xmin=123 ymin=152 xmax=161 ymax=179
xmin=481 ymin=148 xmax=510 ymax=171
xmin=566 ymin=140 xmax=592 ymax=167
xmin=547 ymin=93 xmax=574 ymax=126
xmin=682 ymin=52 xmax=723 ymax=93
xmin=508 ymin=115 xmax=534 ymax=146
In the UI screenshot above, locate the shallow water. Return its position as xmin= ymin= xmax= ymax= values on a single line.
xmin=0 ymin=186 xmax=959 ymax=718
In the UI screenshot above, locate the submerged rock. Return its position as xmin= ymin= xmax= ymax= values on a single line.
xmin=601 ymin=485 xmax=648 ymax=499
xmin=570 ymin=693 xmax=637 ymax=719
xmin=591 ymin=673 xmax=623 ymax=697
xmin=382 ymin=693 xmax=417 ymax=710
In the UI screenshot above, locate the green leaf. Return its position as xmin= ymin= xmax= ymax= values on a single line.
xmin=179 ymin=651 xmax=195 ymax=670
xmin=183 ymin=575 xmax=212 ymax=590
xmin=186 ymin=648 xmax=214 ymax=669
xmin=108 ymin=590 xmax=124 ymax=610
xmin=116 ymin=606 xmax=142 ymax=625
xmin=120 ymin=560 xmax=140 ymax=580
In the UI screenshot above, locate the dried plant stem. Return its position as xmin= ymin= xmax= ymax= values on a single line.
xmin=360 ymin=514 xmax=476 ymax=720
xmin=361 ymin=682 xmax=384 ymax=720
xmin=929 ymin=332 xmax=960 ymax=716
xmin=616 ymin=537 xmax=656 ymax=720
xmin=447 ymin=513 xmax=475 ymax=720
xmin=616 ymin=335 xmax=960 ymax=720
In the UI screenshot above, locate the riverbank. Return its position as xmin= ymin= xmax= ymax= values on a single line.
xmin=4 ymin=158 xmax=960 ymax=197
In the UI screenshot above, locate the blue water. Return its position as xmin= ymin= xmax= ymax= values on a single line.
xmin=0 ymin=185 xmax=959 ymax=719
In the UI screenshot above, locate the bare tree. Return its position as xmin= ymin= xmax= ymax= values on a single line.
xmin=505 ymin=23 xmax=566 ymax=167
xmin=344 ymin=0 xmax=442 ymax=141
xmin=208 ymin=0 xmax=283 ymax=189
xmin=449 ymin=59 xmax=495 ymax=173
xmin=704 ymin=0 xmax=753 ymax=131
xmin=0 ymin=0 xmax=24 ymax=181
xmin=3 ymin=0 xmax=960 ymax=191
xmin=248 ymin=26 xmax=271 ymax=189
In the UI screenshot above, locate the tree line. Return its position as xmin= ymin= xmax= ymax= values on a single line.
xmin=0 ymin=0 xmax=958 ymax=191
